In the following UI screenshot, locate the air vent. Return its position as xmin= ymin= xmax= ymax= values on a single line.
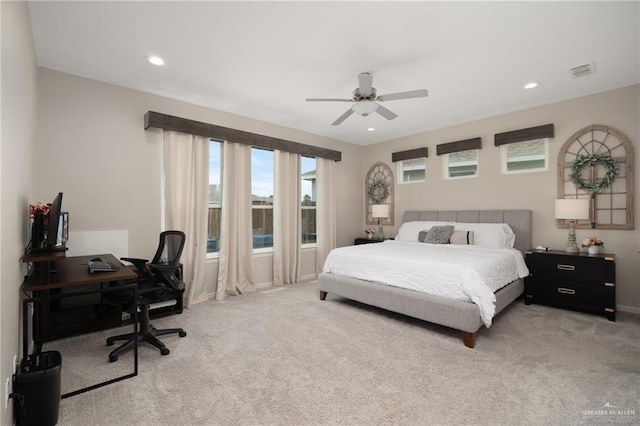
xmin=570 ymin=62 xmax=596 ymax=78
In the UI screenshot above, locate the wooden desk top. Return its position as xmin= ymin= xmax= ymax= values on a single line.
xmin=22 ymin=254 xmax=138 ymax=291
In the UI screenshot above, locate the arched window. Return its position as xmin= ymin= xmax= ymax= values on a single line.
xmin=366 ymin=162 xmax=394 ymax=226
xmin=557 ymin=124 xmax=634 ymax=230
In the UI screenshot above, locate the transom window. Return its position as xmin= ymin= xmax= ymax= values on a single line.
xmin=443 ymin=150 xmax=479 ymax=179
xmin=397 ymin=158 xmax=426 ymax=184
xmin=501 ymin=138 xmax=548 ymax=174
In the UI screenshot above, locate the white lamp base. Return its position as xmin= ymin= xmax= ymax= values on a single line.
xmin=565 ymin=220 xmax=579 ymax=253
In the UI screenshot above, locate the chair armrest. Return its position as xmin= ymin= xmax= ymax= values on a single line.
xmin=121 ymin=257 xmax=149 ymax=267
xmin=148 ymin=264 xmax=185 ymax=292
xmin=121 ymin=257 xmax=153 ymax=282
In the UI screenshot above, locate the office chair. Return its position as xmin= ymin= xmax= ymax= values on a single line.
xmin=106 ymin=230 xmax=187 ymax=362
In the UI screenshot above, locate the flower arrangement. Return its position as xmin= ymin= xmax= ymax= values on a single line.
xmin=581 ymin=236 xmax=604 ymax=248
xmin=30 ymin=201 xmax=50 ymax=217
xmin=364 ymin=227 xmax=377 ymax=235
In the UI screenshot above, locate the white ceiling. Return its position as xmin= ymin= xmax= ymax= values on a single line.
xmin=28 ymin=1 xmax=639 ymax=146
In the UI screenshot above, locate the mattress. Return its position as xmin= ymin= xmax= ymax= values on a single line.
xmin=322 ymin=240 xmax=529 ymax=326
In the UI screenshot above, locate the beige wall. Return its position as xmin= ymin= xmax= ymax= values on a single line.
xmin=33 ymin=70 xmax=640 ymax=309
xmin=37 ymin=68 xmax=362 ymax=293
xmin=1 ymin=2 xmax=39 ymax=424
xmin=363 ymin=85 xmax=640 ymax=311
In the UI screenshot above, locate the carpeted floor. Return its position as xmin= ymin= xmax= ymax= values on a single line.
xmin=46 ymin=281 xmax=639 ymax=425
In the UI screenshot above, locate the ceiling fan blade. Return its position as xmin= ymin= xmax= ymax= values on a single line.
xmin=377 ymin=89 xmax=429 ymax=102
xmin=358 ymin=72 xmax=374 ymax=97
xmin=375 ymin=104 xmax=398 ymax=121
xmin=306 ymin=98 xmax=353 ymax=102
xmin=331 ymin=109 xmax=354 ymax=126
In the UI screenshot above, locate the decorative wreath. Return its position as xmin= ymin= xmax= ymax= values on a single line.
xmin=570 ymin=153 xmax=620 ymax=193
xmin=368 ymin=177 xmax=390 ymax=204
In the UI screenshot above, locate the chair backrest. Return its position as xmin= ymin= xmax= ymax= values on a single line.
xmin=151 ymin=231 xmax=186 ymax=266
xmin=147 ymin=231 xmax=186 ymax=293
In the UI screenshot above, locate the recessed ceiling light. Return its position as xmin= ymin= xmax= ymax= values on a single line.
xmin=367 ymin=127 xmax=375 ymax=132
xmin=146 ymin=55 xmax=165 ymax=66
xmin=524 ymin=82 xmax=539 ymax=89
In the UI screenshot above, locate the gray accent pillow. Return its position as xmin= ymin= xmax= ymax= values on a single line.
xmin=423 ymin=225 xmax=455 ymax=244
xmin=450 ymin=230 xmax=475 ymax=245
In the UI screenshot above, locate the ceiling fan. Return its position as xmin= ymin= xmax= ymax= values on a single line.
xmin=306 ymin=72 xmax=428 ymax=126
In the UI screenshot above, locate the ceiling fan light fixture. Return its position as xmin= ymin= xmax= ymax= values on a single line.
xmin=352 ymin=100 xmax=378 ymax=116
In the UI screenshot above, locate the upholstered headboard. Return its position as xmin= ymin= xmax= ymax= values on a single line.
xmin=402 ymin=210 xmax=533 ymax=253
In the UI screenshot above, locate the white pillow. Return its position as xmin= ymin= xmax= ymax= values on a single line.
xmin=451 ymin=222 xmax=515 ymax=248
xmin=395 ymin=221 xmax=453 ymax=242
xmin=449 ymin=230 xmax=474 ymax=245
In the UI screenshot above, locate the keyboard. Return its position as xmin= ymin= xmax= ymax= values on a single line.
xmin=88 ymin=259 xmax=120 ymax=273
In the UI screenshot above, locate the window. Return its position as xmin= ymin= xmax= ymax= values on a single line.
xmin=397 ymin=158 xmax=426 ymax=184
xmin=207 ymin=140 xmax=223 ymax=254
xmin=251 ymin=148 xmax=274 ymax=250
xmin=443 ymin=150 xmax=479 ymax=179
xmin=501 ymin=138 xmax=548 ymax=174
xmin=301 ymin=156 xmax=316 ymax=245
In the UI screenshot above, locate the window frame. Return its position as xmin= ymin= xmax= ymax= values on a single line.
xmin=251 ymin=147 xmax=274 ymax=253
xmin=301 ymin=156 xmax=317 ymax=248
xmin=206 ymin=139 xmax=223 ymax=259
xmin=397 ymin=157 xmax=427 ymax=184
xmin=500 ymin=138 xmax=549 ymax=175
xmin=442 ymin=149 xmax=479 ymax=180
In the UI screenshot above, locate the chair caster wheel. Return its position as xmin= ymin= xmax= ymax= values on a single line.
xmin=179 ymin=331 xmax=187 ymax=337
xmin=161 ymin=348 xmax=170 ymax=356
xmin=109 ymin=355 xmax=118 ymax=363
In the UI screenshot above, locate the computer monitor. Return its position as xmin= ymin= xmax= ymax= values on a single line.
xmin=45 ymin=192 xmax=64 ymax=249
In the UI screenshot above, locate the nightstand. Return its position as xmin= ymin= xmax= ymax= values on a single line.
xmin=354 ymin=237 xmax=384 ymax=245
xmin=524 ymin=249 xmax=616 ymax=321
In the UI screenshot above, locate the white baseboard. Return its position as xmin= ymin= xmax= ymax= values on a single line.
xmin=617 ymin=304 xmax=640 ymax=315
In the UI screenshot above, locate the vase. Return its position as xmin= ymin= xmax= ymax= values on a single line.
xmin=588 ymin=246 xmax=599 ymax=255
xmin=367 ymin=234 xmax=373 ymax=239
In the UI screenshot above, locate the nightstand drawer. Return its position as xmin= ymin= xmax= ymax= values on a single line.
xmin=527 ymin=254 xmax=610 ymax=282
xmin=533 ymin=279 xmax=614 ymax=311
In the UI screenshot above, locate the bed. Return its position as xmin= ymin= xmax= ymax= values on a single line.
xmin=317 ymin=209 xmax=532 ymax=348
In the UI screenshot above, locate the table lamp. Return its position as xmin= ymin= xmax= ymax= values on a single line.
xmin=371 ymin=204 xmax=389 ymax=240
xmin=555 ymin=198 xmax=590 ymax=253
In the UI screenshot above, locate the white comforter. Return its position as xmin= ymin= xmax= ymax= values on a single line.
xmin=322 ymin=240 xmax=529 ymax=327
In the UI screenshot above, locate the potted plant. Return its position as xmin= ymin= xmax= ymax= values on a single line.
xmin=582 ymin=236 xmax=604 ymax=254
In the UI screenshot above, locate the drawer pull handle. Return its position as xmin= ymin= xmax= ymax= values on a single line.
xmin=558 ymin=287 xmax=576 ymax=295
xmin=557 ymin=264 xmax=575 ymax=271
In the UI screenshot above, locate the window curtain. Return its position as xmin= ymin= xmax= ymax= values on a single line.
xmin=273 ymin=150 xmax=301 ymax=285
xmin=162 ymin=130 xmax=209 ymax=308
xmin=315 ymin=157 xmax=336 ymax=275
xmin=216 ymin=142 xmax=255 ymax=300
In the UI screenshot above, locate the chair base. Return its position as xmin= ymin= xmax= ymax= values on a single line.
xmin=106 ymin=304 xmax=186 ymax=362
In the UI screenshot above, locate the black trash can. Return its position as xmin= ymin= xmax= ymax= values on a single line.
xmin=14 ymin=351 xmax=62 ymax=426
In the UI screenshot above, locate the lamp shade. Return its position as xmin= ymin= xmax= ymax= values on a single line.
xmin=555 ymin=199 xmax=590 ymax=220
xmin=372 ymin=204 xmax=389 ymax=219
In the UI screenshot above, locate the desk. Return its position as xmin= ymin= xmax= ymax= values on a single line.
xmin=22 ymin=254 xmax=138 ymax=344
xmin=21 ymin=253 xmax=139 ymax=398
